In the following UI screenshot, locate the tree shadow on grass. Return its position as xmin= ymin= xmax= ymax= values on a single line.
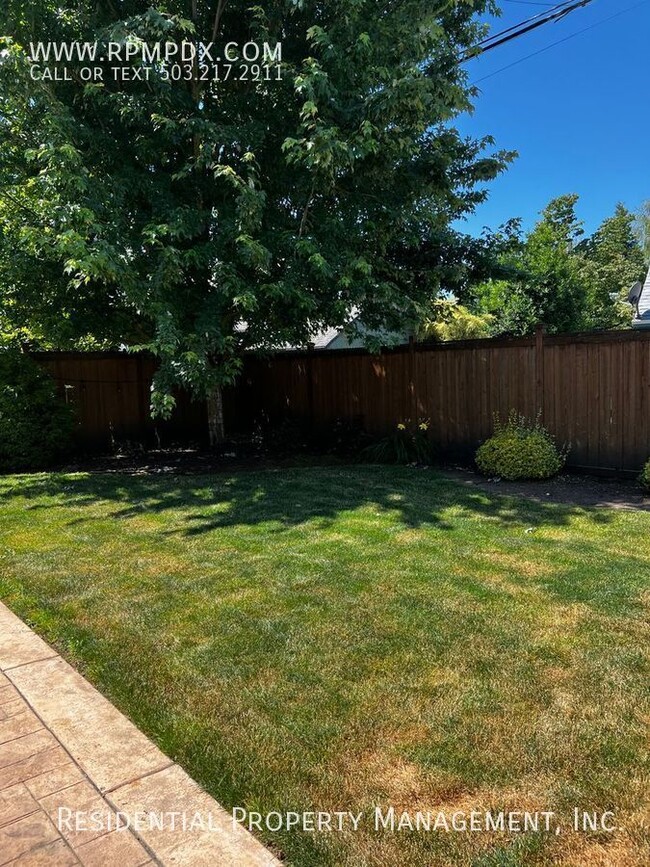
xmin=2 ymin=464 xmax=617 ymax=534
xmin=3 ymin=465 xmax=648 ymax=617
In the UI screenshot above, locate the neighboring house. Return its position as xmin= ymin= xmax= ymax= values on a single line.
xmin=306 ymin=319 xmax=412 ymax=351
xmin=630 ymin=266 xmax=650 ymax=328
xmin=236 ymin=316 xmax=413 ymax=351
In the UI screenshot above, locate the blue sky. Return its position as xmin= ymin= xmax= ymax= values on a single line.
xmin=455 ymin=0 xmax=650 ymax=238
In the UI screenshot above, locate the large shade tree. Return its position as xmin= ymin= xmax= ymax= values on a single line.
xmin=1 ymin=0 xmax=511 ymax=441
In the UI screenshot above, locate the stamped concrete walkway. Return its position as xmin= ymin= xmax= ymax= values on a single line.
xmin=0 ymin=602 xmax=280 ymax=866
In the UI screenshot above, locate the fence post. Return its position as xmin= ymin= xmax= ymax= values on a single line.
xmin=408 ymin=336 xmax=417 ymax=422
xmin=136 ymin=354 xmax=147 ymax=431
xmin=306 ymin=343 xmax=315 ymax=431
xmin=535 ymin=323 xmax=546 ymax=419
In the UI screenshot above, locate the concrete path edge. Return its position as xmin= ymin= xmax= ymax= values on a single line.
xmin=0 ymin=601 xmax=280 ymax=866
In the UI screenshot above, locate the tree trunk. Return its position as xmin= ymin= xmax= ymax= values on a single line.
xmin=206 ymin=384 xmax=225 ymax=447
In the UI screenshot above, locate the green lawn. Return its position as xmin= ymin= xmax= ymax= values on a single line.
xmin=0 ymin=466 xmax=648 ymax=866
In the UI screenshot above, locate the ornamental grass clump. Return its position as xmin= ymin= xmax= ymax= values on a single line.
xmin=362 ymin=420 xmax=433 ymax=465
xmin=475 ymin=412 xmax=568 ymax=481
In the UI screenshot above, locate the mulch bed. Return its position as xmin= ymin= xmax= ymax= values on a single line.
xmin=60 ymin=448 xmax=343 ymax=476
xmin=442 ymin=466 xmax=650 ymax=512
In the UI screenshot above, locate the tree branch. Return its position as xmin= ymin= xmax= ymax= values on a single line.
xmin=1 ymin=190 xmax=42 ymax=222
xmin=299 ymin=181 xmax=316 ymax=238
xmin=211 ymin=0 xmax=228 ymax=43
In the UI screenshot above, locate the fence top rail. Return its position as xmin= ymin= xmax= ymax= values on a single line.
xmin=26 ymin=327 xmax=650 ymax=364
xmin=541 ymin=329 xmax=650 ymax=346
xmin=30 ymin=350 xmax=154 ymax=361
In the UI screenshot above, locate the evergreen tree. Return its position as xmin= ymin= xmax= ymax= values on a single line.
xmin=578 ymin=204 xmax=647 ymax=329
xmin=473 ymin=197 xmax=646 ymax=336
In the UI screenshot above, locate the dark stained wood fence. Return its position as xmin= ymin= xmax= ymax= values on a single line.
xmin=34 ymin=352 xmax=208 ymax=447
xmin=33 ymin=327 xmax=650 ymax=473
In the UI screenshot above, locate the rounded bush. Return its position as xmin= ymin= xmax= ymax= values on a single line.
xmin=475 ymin=413 xmax=567 ymax=481
xmin=640 ymin=459 xmax=650 ymax=492
xmin=0 ymin=350 xmax=75 ymax=472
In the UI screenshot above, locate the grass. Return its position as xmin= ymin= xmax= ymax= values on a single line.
xmin=0 ymin=465 xmax=648 ymax=866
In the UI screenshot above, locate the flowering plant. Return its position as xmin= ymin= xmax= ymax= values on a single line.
xmin=361 ymin=419 xmax=433 ymax=465
xmin=476 ymin=411 xmax=568 ymax=480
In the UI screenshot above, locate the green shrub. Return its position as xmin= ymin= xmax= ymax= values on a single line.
xmin=362 ymin=420 xmax=433 ymax=465
xmin=475 ymin=412 xmax=567 ymax=481
xmin=0 ymin=350 xmax=75 ymax=471
xmin=640 ymin=459 xmax=650 ymax=492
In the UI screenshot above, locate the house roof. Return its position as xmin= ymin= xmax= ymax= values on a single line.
xmin=233 ymin=320 xmax=356 ymax=350
xmin=311 ymin=326 xmax=345 ymax=349
xmin=235 ymin=314 xmax=411 ymax=350
xmin=632 ymin=266 xmax=650 ymax=329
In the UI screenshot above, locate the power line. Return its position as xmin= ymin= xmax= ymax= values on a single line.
xmin=461 ymin=0 xmax=595 ymax=62
xmin=474 ymin=0 xmax=650 ymax=83
xmin=473 ymin=0 xmax=585 ymax=50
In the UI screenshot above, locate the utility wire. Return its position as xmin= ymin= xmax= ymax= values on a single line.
xmin=460 ymin=0 xmax=595 ymax=61
xmin=474 ymin=0 xmax=650 ymax=83
xmin=474 ymin=0 xmax=590 ymax=48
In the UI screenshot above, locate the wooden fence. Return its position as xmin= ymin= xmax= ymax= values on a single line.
xmin=34 ymin=352 xmax=208 ymax=447
xmin=34 ymin=327 xmax=650 ymax=473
